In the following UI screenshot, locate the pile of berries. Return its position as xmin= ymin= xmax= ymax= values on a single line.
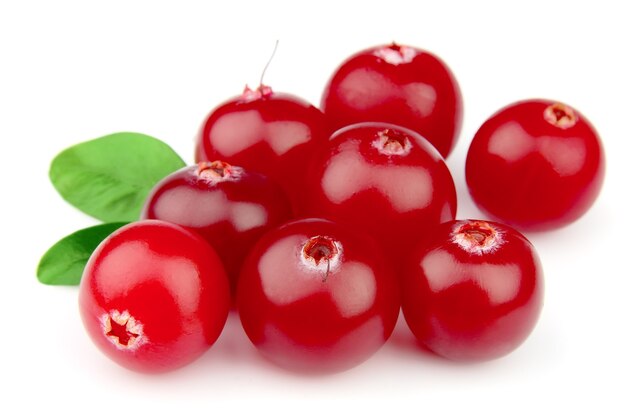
xmin=77 ymin=43 xmax=605 ymax=373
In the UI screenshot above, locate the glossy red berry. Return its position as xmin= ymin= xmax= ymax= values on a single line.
xmin=321 ymin=43 xmax=463 ymax=158
xmin=141 ymin=161 xmax=292 ymax=295
xmin=300 ymin=123 xmax=457 ymax=264
xmin=195 ymin=85 xmax=330 ymax=207
xmin=466 ymin=99 xmax=605 ymax=231
xmin=79 ymin=220 xmax=230 ymax=372
xmin=237 ymin=218 xmax=400 ymax=373
xmin=401 ymin=220 xmax=543 ymax=361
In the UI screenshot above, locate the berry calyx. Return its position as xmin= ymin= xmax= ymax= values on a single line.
xmin=302 ymin=235 xmax=339 ymax=265
xmin=372 ymin=129 xmax=412 ymax=156
xmin=196 ymin=160 xmax=237 ymax=181
xmin=373 ymin=43 xmax=419 ymax=65
xmin=301 ymin=235 xmax=342 ymax=281
xmin=544 ymin=102 xmax=577 ymax=129
xmin=452 ymin=220 xmax=502 ymax=254
xmin=242 ymin=84 xmax=274 ymax=101
xmin=103 ymin=310 xmax=144 ymax=349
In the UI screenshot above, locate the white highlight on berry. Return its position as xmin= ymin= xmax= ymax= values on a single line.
xmin=97 ymin=242 xmax=203 ymax=315
xmin=440 ymin=202 xmax=453 ymax=223
xmin=266 ymin=121 xmax=312 ymax=155
xmin=538 ymin=135 xmax=586 ymax=176
xmin=421 ymin=249 xmax=522 ymax=305
xmin=487 ymin=121 xmax=586 ymax=176
xmin=338 ymin=69 xmax=436 ymax=117
xmin=339 ymin=69 xmax=395 ymax=110
xmin=488 ymin=122 xmax=535 ymax=163
xmin=321 ymin=140 xmax=433 ymax=212
xmin=403 ymin=82 xmax=437 ymax=116
xmin=329 ymin=262 xmax=376 ymax=318
xmin=476 ymin=263 xmax=522 ymax=305
xmin=154 ymin=188 xmax=268 ymax=232
xmin=210 ymin=110 xmax=311 ymax=156
xmin=258 ymin=235 xmax=376 ymax=318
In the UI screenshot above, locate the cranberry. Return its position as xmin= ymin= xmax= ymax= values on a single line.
xmin=141 ymin=161 xmax=292 ymax=295
xmin=79 ymin=220 xmax=230 ymax=372
xmin=195 ymin=85 xmax=330 ymax=207
xmin=401 ymin=220 xmax=543 ymax=361
xmin=237 ymin=218 xmax=400 ymax=373
xmin=321 ymin=43 xmax=463 ymax=158
xmin=299 ymin=123 xmax=457 ymax=265
xmin=466 ymin=99 xmax=605 ymax=231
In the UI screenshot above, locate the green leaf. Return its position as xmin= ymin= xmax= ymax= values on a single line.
xmin=37 ymin=222 xmax=129 ymax=285
xmin=49 ymin=132 xmax=185 ymax=222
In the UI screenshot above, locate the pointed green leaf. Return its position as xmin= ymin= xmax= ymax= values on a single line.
xmin=49 ymin=132 xmax=185 ymax=222
xmin=37 ymin=222 xmax=129 ymax=285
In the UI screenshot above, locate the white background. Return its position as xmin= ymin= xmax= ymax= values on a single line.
xmin=1 ymin=0 xmax=624 ymax=414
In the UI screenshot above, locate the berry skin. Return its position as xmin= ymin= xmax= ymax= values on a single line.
xmin=79 ymin=220 xmax=230 ymax=372
xmin=195 ymin=85 xmax=330 ymax=207
xmin=300 ymin=122 xmax=457 ymax=265
xmin=321 ymin=43 xmax=463 ymax=158
xmin=466 ymin=99 xmax=605 ymax=231
xmin=141 ymin=161 xmax=292 ymax=295
xmin=401 ymin=220 xmax=543 ymax=361
xmin=237 ymin=218 xmax=400 ymax=373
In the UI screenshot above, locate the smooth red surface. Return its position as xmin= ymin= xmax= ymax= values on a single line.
xmin=321 ymin=43 xmax=463 ymax=158
xmin=300 ymin=123 xmax=457 ymax=265
xmin=237 ymin=219 xmax=400 ymax=373
xmin=466 ymin=99 xmax=605 ymax=231
xmin=141 ymin=163 xmax=292 ymax=295
xmin=195 ymin=86 xmax=330 ymax=208
xmin=401 ymin=220 xmax=543 ymax=361
xmin=79 ymin=220 xmax=230 ymax=372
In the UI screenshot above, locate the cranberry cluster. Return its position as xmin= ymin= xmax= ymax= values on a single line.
xmin=79 ymin=43 xmax=605 ymax=373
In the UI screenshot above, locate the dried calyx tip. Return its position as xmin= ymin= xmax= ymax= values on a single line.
xmin=242 ymin=84 xmax=273 ymax=101
xmin=241 ymin=41 xmax=279 ymax=102
xmin=103 ymin=310 xmax=144 ymax=350
xmin=544 ymin=102 xmax=577 ymax=129
xmin=374 ymin=129 xmax=412 ymax=155
xmin=197 ymin=160 xmax=232 ymax=180
xmin=453 ymin=221 xmax=502 ymax=254
xmin=375 ymin=43 xmax=418 ymax=65
xmin=302 ymin=236 xmax=342 ymax=281
xmin=303 ymin=236 xmax=338 ymax=265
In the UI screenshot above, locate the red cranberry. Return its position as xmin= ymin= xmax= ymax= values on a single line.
xmin=195 ymin=85 xmax=330 ymax=207
xmin=466 ymin=99 xmax=605 ymax=231
xmin=321 ymin=43 xmax=463 ymax=158
xmin=141 ymin=161 xmax=292 ymax=295
xmin=401 ymin=220 xmax=543 ymax=361
xmin=79 ymin=220 xmax=230 ymax=372
xmin=300 ymin=123 xmax=457 ymax=265
xmin=237 ymin=218 xmax=400 ymax=373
